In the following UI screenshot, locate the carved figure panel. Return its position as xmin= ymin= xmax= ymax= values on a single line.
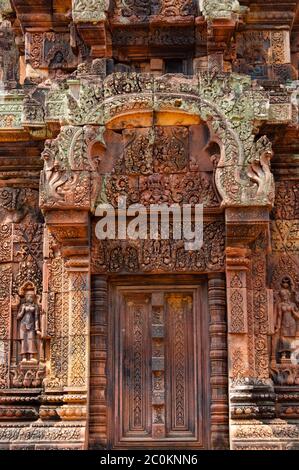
xmin=25 ymin=32 xmax=78 ymax=76
xmin=17 ymin=289 xmax=41 ymax=363
xmin=112 ymin=1 xmax=196 ymax=19
xmin=271 ymin=277 xmax=299 ymax=386
xmin=91 ymin=220 xmax=225 ymax=274
xmin=270 ymin=177 xmax=299 ymax=385
xmin=102 ymin=124 xmax=220 ymax=208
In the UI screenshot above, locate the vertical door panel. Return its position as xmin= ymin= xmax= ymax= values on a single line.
xmin=113 ymin=285 xmax=206 ymax=448
xmin=121 ymin=294 xmax=152 ymax=438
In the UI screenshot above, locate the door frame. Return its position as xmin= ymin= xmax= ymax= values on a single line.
xmin=107 ymin=274 xmax=211 ymax=450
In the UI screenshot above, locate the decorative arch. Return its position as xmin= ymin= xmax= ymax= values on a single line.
xmin=41 ymin=72 xmax=274 ymax=212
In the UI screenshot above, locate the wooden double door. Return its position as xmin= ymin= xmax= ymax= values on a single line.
xmin=109 ymin=280 xmax=210 ymax=449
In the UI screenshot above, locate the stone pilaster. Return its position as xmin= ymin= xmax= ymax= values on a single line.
xmin=208 ymin=273 xmax=229 ymax=449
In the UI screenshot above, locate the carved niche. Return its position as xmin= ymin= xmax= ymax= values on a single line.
xmin=270 ymin=178 xmax=299 ymax=386
xmin=10 ymin=281 xmax=46 ymax=389
xmin=234 ymin=30 xmax=292 ymax=81
xmin=25 ymin=32 xmax=79 ymax=78
xmin=271 ymin=276 xmax=299 ymax=386
xmin=0 ymin=19 xmax=19 ymax=88
xmin=0 ymin=185 xmax=44 ymax=391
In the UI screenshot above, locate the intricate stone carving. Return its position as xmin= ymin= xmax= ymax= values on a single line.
xmin=23 ymin=95 xmax=45 ymax=127
xmin=122 ymin=128 xmax=154 ymax=175
xmin=0 ymin=92 xmax=23 ymax=129
xmin=10 ymin=365 xmax=46 ymax=389
xmin=200 ymin=0 xmax=240 ymax=20
xmin=0 ymin=19 xmax=19 ymax=88
xmin=72 ymin=0 xmax=107 ymax=23
xmin=273 ymin=181 xmax=299 ymax=221
xmin=91 ymin=221 xmax=225 ymax=274
xmin=0 ymin=265 xmax=11 ymax=389
xmin=0 ymin=188 xmax=41 ymax=224
xmin=156 ymin=1 xmax=196 ymax=17
xmin=208 ymin=275 xmax=229 ymax=449
xmin=40 ymin=127 xmax=92 ymax=210
xmin=12 ymin=224 xmax=43 ymax=296
xmin=234 ymin=31 xmax=271 ymax=79
xmin=153 ymin=127 xmax=188 ymax=174
xmin=114 ymin=0 xmax=151 ymax=18
xmin=113 ymin=0 xmax=196 ymax=19
xmin=0 ymin=1 xmax=12 ymax=16
xmin=1 ymin=0 xmax=298 ymax=451
xmin=0 ymin=422 xmax=85 ymax=444
xmin=234 ymin=30 xmax=291 ymax=81
xmin=41 ymin=73 xmax=279 ymax=209
xmin=271 ymin=221 xmax=299 ymax=252
xmin=105 ymin=171 xmax=219 ymax=207
xmin=17 ymin=290 xmax=41 ymax=363
xmin=271 ymin=277 xmax=299 ymax=385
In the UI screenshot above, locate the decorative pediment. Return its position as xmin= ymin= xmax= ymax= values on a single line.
xmin=39 ymin=72 xmax=281 ymax=210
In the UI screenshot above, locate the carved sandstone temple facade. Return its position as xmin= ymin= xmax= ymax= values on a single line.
xmin=0 ymin=0 xmax=299 ymax=450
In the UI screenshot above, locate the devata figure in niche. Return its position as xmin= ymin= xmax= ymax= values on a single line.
xmin=17 ymin=290 xmax=41 ymax=363
xmin=271 ymin=277 xmax=299 ymax=384
xmin=276 ymin=279 xmax=299 ymax=337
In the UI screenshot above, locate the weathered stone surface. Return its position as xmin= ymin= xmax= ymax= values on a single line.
xmin=0 ymin=0 xmax=299 ymax=452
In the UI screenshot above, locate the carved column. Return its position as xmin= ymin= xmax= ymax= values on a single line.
xmin=89 ymin=276 xmax=108 ymax=449
xmin=226 ymin=208 xmax=276 ymax=449
xmin=42 ymin=210 xmax=90 ymax=449
xmin=208 ymin=273 xmax=229 ymax=449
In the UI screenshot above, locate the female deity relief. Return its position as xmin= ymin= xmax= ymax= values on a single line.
xmin=271 ymin=277 xmax=299 ymax=385
xmin=17 ymin=290 xmax=41 ymax=363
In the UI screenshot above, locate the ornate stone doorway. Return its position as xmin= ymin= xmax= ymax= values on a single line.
xmin=17 ymin=72 xmax=277 ymax=450
xmin=90 ymin=274 xmax=228 ymax=450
